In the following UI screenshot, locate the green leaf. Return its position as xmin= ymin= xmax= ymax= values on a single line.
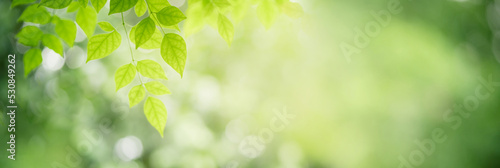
xmin=145 ymin=0 xmax=170 ymax=13
xmin=90 ymin=0 xmax=106 ymax=13
xmin=16 ymin=26 xmax=43 ymax=47
xmin=145 ymin=81 xmax=171 ymax=95
xmin=18 ymin=4 xmax=51 ymax=24
xmin=66 ymin=1 xmax=80 ymax=12
xmin=130 ymin=26 xmax=162 ymax=49
xmin=137 ymin=59 xmax=168 ymax=80
xmin=282 ymin=1 xmax=304 ymax=19
xmin=55 ymin=19 xmax=77 ymax=47
xmin=51 ymin=15 xmax=61 ymax=24
xmin=257 ymin=0 xmax=279 ymax=29
xmin=161 ymin=33 xmax=187 ymax=77
xmin=109 ymin=0 xmax=138 ymax=15
xmin=128 ymin=84 xmax=145 ymax=107
xmin=156 ymin=6 xmax=186 ymax=26
xmin=98 ymin=21 xmax=116 ymax=31
xmin=135 ymin=0 xmax=147 ymax=17
xmin=23 ymin=48 xmax=42 ymax=77
xmin=78 ymin=0 xmax=88 ymax=7
xmin=11 ymin=0 xmax=36 ymax=8
xmin=143 ymin=97 xmax=167 ymax=137
xmin=87 ymin=31 xmax=121 ymax=62
xmin=76 ymin=6 xmax=97 ymax=38
xmin=150 ymin=13 xmax=181 ymax=30
xmin=217 ymin=14 xmax=234 ymax=46
xmin=42 ymin=34 xmax=64 ymax=57
xmin=115 ymin=63 xmax=137 ymax=91
xmin=134 ymin=17 xmax=155 ymax=49
xmin=40 ymin=0 xmax=72 ymax=9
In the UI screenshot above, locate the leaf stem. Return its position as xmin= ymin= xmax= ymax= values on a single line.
xmin=137 ymin=71 xmax=144 ymax=85
xmin=121 ymin=12 xmax=135 ymax=63
xmin=144 ymin=0 xmax=166 ymax=35
xmin=151 ymin=12 xmax=166 ymax=35
xmin=121 ymin=13 xmax=144 ymax=86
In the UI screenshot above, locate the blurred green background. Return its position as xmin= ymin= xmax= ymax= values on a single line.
xmin=2 ymin=0 xmax=500 ymax=167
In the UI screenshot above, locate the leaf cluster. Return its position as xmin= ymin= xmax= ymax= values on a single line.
xmin=13 ymin=0 xmax=304 ymax=137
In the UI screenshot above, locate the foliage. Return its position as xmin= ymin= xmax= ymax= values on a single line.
xmin=87 ymin=30 xmax=121 ymax=62
xmin=14 ymin=0 xmax=304 ymax=137
xmin=134 ymin=17 xmax=156 ymax=49
xmin=22 ymin=48 xmax=42 ymax=77
xmin=115 ymin=63 xmax=137 ymax=91
xmin=54 ymin=18 xmax=77 ymax=47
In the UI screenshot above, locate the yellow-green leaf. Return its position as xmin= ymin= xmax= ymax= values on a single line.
xmin=55 ymin=19 xmax=77 ymax=47
xmin=23 ymin=48 xmax=42 ymax=77
xmin=90 ymin=0 xmax=106 ymax=13
xmin=145 ymin=81 xmax=171 ymax=95
xmin=137 ymin=59 xmax=168 ymax=80
xmin=257 ymin=0 xmax=279 ymax=29
xmin=144 ymin=97 xmax=167 ymax=137
xmin=98 ymin=21 xmax=115 ymax=31
xmin=217 ymin=14 xmax=234 ymax=46
xmin=16 ymin=26 xmax=43 ymax=47
xmin=156 ymin=6 xmax=186 ymax=26
xmin=76 ymin=6 xmax=97 ymax=38
xmin=42 ymin=34 xmax=64 ymax=57
xmin=134 ymin=17 xmax=155 ymax=49
xmin=67 ymin=1 xmax=80 ymax=12
xmin=18 ymin=4 xmax=51 ymax=24
xmin=161 ymin=33 xmax=186 ymax=77
xmin=40 ymin=0 xmax=72 ymax=9
xmin=87 ymin=30 xmax=121 ymax=62
xmin=109 ymin=0 xmax=138 ymax=15
xmin=115 ymin=63 xmax=137 ymax=91
xmin=151 ymin=13 xmax=181 ymax=30
xmin=51 ymin=15 xmax=61 ymax=24
xmin=135 ymin=0 xmax=147 ymax=17
xmin=145 ymin=0 xmax=170 ymax=13
xmin=141 ymin=0 xmax=176 ymax=30
xmin=128 ymin=84 xmax=145 ymax=107
xmin=130 ymin=26 xmax=162 ymax=49
xmin=11 ymin=0 xmax=36 ymax=8
xmin=78 ymin=0 xmax=88 ymax=7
